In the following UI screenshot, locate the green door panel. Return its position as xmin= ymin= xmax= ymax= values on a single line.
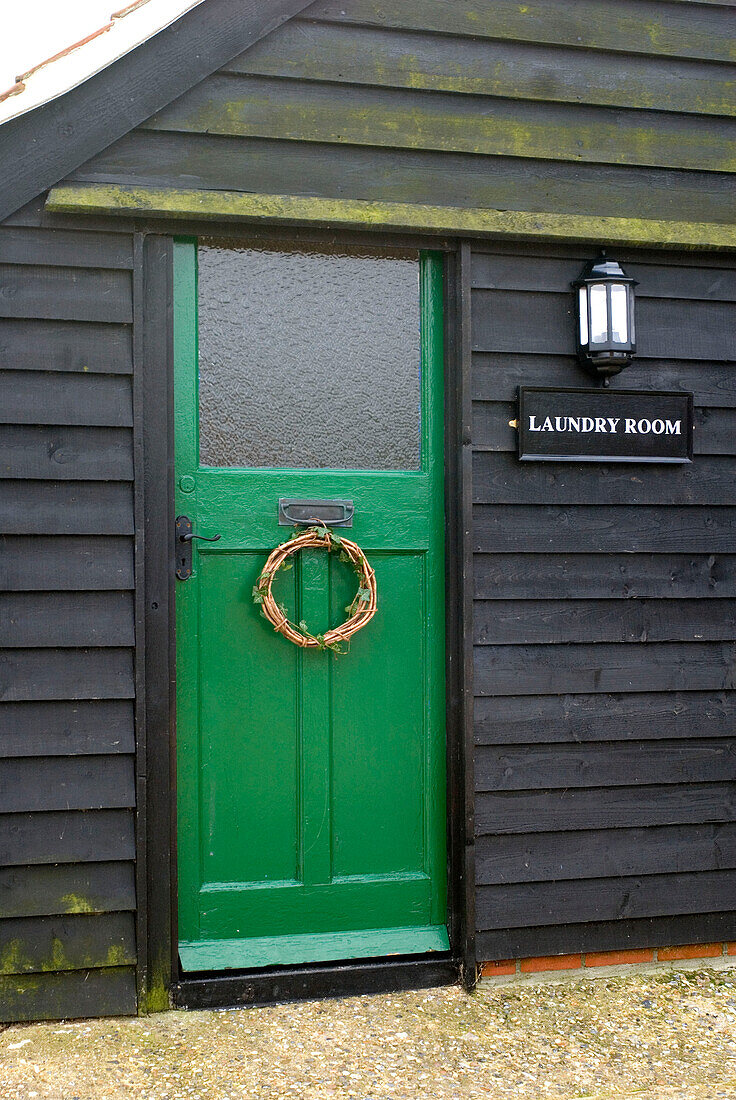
xmin=331 ymin=553 xmax=431 ymax=879
xmin=175 ymin=241 xmax=447 ymax=970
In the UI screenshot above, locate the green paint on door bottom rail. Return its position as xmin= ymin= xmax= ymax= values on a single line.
xmin=180 ymin=925 xmax=450 ymax=972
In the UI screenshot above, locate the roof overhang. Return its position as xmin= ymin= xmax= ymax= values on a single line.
xmin=0 ymin=0 xmax=314 ymax=223
xmin=0 ymin=0 xmax=204 ymax=128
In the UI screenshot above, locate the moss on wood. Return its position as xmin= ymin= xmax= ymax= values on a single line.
xmin=309 ymin=0 xmax=736 ymax=64
xmin=46 ymin=185 xmax=736 ymax=251
xmin=145 ymin=79 xmax=736 ymax=174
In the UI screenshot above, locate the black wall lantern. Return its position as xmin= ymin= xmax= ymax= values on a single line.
xmin=572 ymin=253 xmax=637 ymax=384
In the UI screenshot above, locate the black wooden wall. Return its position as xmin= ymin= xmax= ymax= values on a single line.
xmin=66 ymin=0 xmax=735 ymax=231
xmin=1 ymin=0 xmax=735 ymax=1019
xmin=471 ymin=243 xmax=736 ymax=961
xmin=0 ymin=200 xmax=138 ymax=1019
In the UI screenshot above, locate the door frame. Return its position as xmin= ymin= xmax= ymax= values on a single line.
xmin=136 ymin=225 xmax=476 ymax=1010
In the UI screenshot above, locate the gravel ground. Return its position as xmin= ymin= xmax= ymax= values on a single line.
xmin=1 ymin=968 xmax=736 ymax=1099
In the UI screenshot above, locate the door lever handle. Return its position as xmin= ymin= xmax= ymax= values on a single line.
xmin=175 ymin=515 xmax=220 ymax=580
xmin=181 ymin=531 xmax=221 ymax=543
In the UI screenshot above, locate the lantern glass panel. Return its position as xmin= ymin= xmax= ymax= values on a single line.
xmin=578 ymin=287 xmax=589 ymax=346
xmin=589 ymin=284 xmax=608 ymax=343
xmin=610 ymin=283 xmax=628 ymax=344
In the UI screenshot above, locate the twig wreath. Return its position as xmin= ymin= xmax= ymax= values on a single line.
xmin=252 ymin=525 xmax=377 ymax=653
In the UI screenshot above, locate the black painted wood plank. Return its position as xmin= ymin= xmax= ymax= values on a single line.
xmin=1 ymin=592 xmax=135 ymax=648
xmin=476 ymin=823 xmax=736 ymax=885
xmin=473 ymin=453 xmax=736 ymax=507
xmin=460 ymin=240 xmax=478 ymax=981
xmin=1 ymin=194 xmax=136 ymax=233
xmin=473 ymin=402 xmax=518 ymax=453
xmin=475 ymin=691 xmax=736 ymax=745
xmin=0 ymin=0 xmax=314 ymax=222
xmin=474 ymin=598 xmax=736 ymax=646
xmin=476 ymin=869 xmax=736 ymax=929
xmin=472 ymin=238 xmax=736 ymax=271
xmin=175 ymin=957 xmax=458 ymax=1010
xmin=230 ymin=19 xmax=736 ymax=118
xmin=306 ymin=0 xmax=736 ymax=64
xmin=145 ymin=73 xmax=736 ymax=174
xmin=0 ymin=755 xmax=135 ymax=814
xmin=0 ymin=227 xmax=133 ymax=269
xmin=475 ymin=739 xmax=736 ymax=792
xmin=444 ymin=240 xmax=476 ymax=975
xmin=0 ymin=700 xmax=134 ymax=757
xmin=0 ymin=648 xmax=134 ymax=702
xmin=477 ymin=912 xmax=736 ymax=962
xmin=0 ymin=809 xmax=135 ymax=866
xmin=471 ymin=253 xmax=736 ymax=301
xmin=475 ymin=783 xmax=736 ymax=835
xmin=0 ymin=372 xmax=132 ymax=427
xmin=694 ymin=407 xmax=736 ymax=453
xmin=0 ymin=536 xmax=134 ymax=591
xmin=0 ymin=482 xmax=133 ymax=535
xmin=473 ymin=505 xmax=736 ymax=554
xmin=473 ymin=403 xmax=736 ymax=456
xmin=472 ymin=290 xmax=736 ymax=361
xmin=472 ymin=354 xmax=736 ymax=408
xmin=0 ymin=861 xmax=135 ymax=919
xmin=0 ymin=319 xmax=132 ymax=374
xmin=0 ymin=912 xmax=136 ymax=974
xmin=0 ymin=966 xmax=137 ymax=1022
xmin=474 ymin=642 xmax=736 ymax=697
xmin=77 ymin=131 xmax=736 ymax=227
xmin=139 ymin=233 xmax=174 ymax=1011
xmin=0 ymin=265 xmax=132 ymax=323
xmin=131 ymin=231 xmax=147 ymax=1011
xmin=0 ymin=425 xmax=133 ymax=480
xmin=473 ymin=553 xmax=736 ymax=600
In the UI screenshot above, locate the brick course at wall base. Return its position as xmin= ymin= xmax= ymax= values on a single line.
xmin=482 ymin=944 xmax=736 ymax=981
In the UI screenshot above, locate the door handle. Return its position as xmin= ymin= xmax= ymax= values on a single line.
xmin=176 ymin=515 xmax=221 ymax=580
xmin=181 ymin=531 xmax=222 ymax=543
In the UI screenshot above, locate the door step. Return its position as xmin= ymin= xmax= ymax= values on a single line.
xmin=172 ymin=953 xmax=457 ymax=1010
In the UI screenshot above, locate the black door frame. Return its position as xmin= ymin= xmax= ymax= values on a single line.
xmin=136 ymin=226 xmax=476 ymax=1010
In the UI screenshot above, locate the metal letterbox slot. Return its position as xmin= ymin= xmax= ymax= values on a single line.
xmin=278 ymin=498 xmax=354 ymax=527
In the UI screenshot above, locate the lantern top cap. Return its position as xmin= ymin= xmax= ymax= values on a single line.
xmin=572 ymin=253 xmax=637 ymax=288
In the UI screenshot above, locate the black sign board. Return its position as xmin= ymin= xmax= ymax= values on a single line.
xmin=518 ymin=387 xmax=693 ymax=464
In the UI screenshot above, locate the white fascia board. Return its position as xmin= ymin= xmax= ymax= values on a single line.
xmin=0 ymin=0 xmax=204 ymax=127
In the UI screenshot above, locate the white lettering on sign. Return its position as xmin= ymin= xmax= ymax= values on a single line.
xmin=529 ymin=414 xmax=682 ymax=436
xmin=625 ymin=418 xmax=682 ymax=435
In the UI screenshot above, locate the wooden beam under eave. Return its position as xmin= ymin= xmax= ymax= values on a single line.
xmin=45 ymin=185 xmax=736 ymax=251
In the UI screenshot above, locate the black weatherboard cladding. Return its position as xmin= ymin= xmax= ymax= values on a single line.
xmin=0 ymin=0 xmax=735 ymax=1020
xmin=471 ymin=243 xmax=736 ymax=960
xmin=69 ymin=0 xmax=736 ymax=231
xmin=0 ymin=209 xmax=137 ymax=1019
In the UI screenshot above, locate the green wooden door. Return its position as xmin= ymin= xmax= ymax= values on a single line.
xmin=174 ymin=238 xmax=447 ymax=971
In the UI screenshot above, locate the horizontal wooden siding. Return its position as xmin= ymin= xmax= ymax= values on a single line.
xmin=471 ymin=243 xmax=736 ymax=960
xmin=0 ymin=211 xmax=137 ymax=1020
xmin=68 ymin=0 xmax=736 ymax=232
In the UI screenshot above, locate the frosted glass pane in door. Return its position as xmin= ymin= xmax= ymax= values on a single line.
xmin=198 ymin=241 xmax=422 ymax=469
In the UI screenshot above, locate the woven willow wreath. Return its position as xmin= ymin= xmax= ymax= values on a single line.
xmin=252 ymin=525 xmax=377 ymax=653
